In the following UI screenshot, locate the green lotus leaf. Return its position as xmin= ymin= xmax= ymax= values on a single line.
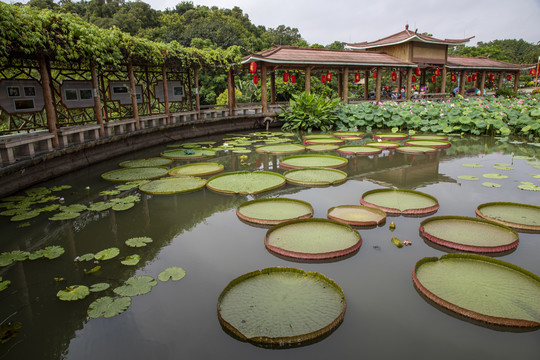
xmin=115 ymin=180 xmax=150 ymax=191
xmin=482 ymin=173 xmax=508 ymax=179
xmin=482 ymin=182 xmax=502 ymax=188
xmin=462 ymin=163 xmax=484 ymax=168
xmin=99 ymin=190 xmax=121 ymax=196
xmin=0 ymin=253 xmax=13 ymax=267
xmin=513 ymin=155 xmax=534 ymax=160
xmin=10 ymin=210 xmax=40 ymax=222
xmin=207 ymin=171 xmax=286 ymax=195
xmin=88 ymin=296 xmax=131 ymax=318
xmin=125 ymin=237 xmax=153 ymax=248
xmin=119 ymin=157 xmax=173 ymax=168
xmin=57 ymin=285 xmax=90 ymax=301
xmin=457 ymin=175 xmax=479 ymax=180
xmin=49 ymin=212 xmax=81 ymax=221
xmin=121 ymin=254 xmax=141 ymax=266
xmin=101 ymin=167 xmax=168 ymax=182
xmin=518 ymin=183 xmax=540 ymax=191
xmin=158 ymin=267 xmax=186 ymax=282
xmin=30 ymin=246 xmax=64 ymax=260
xmin=113 ymin=276 xmax=157 ymax=297
xmin=9 ymin=250 xmax=30 ymax=261
xmin=140 ymin=177 xmax=207 ymax=195
xmin=17 ymin=222 xmax=30 ymax=228
xmin=0 ymin=277 xmax=10 ymax=292
xmin=37 ymin=204 xmax=61 ymax=212
xmin=169 ymin=163 xmax=224 ymax=177
xmin=94 ymin=248 xmax=120 ymax=261
xmin=59 ymin=204 xmax=88 ymax=212
xmin=112 ymin=203 xmax=135 ymax=211
xmin=76 ymin=253 xmax=95 ymax=261
xmin=1 ymin=208 xmax=29 ymax=217
xmin=161 ymin=148 xmax=216 ymax=160
xmin=89 ymin=283 xmax=110 ymax=292
xmin=87 ymin=202 xmax=114 ymax=212
xmin=493 ymin=165 xmax=513 ymax=170
xmin=36 ymin=195 xmax=59 ymax=203
xmin=84 ymin=266 xmax=101 ymax=274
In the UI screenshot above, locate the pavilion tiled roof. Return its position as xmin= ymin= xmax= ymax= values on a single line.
xmin=241 ymin=46 xmax=416 ymax=68
xmin=447 ymin=56 xmax=529 ymax=70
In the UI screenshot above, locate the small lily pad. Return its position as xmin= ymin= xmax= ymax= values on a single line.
xmin=0 ymin=277 xmax=10 ymax=292
xmin=48 ymin=212 xmax=81 ymax=221
xmin=60 ymin=204 xmax=88 ymax=212
xmin=99 ymin=190 xmax=121 ymax=196
xmin=125 ymin=237 xmax=153 ymax=248
xmin=89 ymin=283 xmax=111 ymax=292
xmin=158 ymin=267 xmax=186 ymax=282
xmin=462 ymin=163 xmax=484 ymax=168
xmin=482 ymin=173 xmax=508 ymax=179
xmin=493 ymin=165 xmax=513 ymax=170
xmin=518 ymin=183 xmax=540 ymax=191
xmin=121 ymin=254 xmax=141 ymax=266
xmin=113 ymin=276 xmax=157 ymax=297
xmin=94 ymin=248 xmax=120 ymax=261
xmin=87 ymin=202 xmax=114 ymax=212
xmin=101 ymin=167 xmax=168 ymax=182
xmin=29 ymin=246 xmax=65 ymax=260
xmin=457 ymin=176 xmax=479 ymax=181
xmin=9 ymin=250 xmax=30 ymax=262
xmin=84 ymin=266 xmax=101 ymax=274
xmin=0 ymin=253 xmax=13 ymax=267
xmin=482 ymin=182 xmax=501 ymax=188
xmin=88 ymin=296 xmax=131 ymax=318
xmin=112 ymin=202 xmax=135 ymax=211
xmin=57 ymin=285 xmax=90 ymax=301
xmin=10 ymin=210 xmax=40 ymax=221
xmin=76 ymin=253 xmax=95 ymax=261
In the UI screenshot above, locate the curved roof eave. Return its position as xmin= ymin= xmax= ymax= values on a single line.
xmin=241 ymin=55 xmax=416 ymax=68
xmin=345 ymin=35 xmax=472 ymax=50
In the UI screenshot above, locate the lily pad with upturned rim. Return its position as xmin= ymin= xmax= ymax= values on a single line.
xmin=475 ymin=202 xmax=540 ymax=232
xmin=217 ymin=267 xmax=346 ymax=346
xmin=303 ymin=138 xmax=345 ymax=146
xmin=206 ymin=171 xmax=286 ymax=195
xmin=168 ymin=163 xmax=224 ymax=177
xmin=360 ymin=189 xmax=439 ymax=216
xmin=265 ymin=218 xmax=362 ymax=260
xmin=139 ymin=177 xmax=207 ymax=195
xmin=327 ymin=205 xmax=386 ymax=226
xmin=364 ymin=141 xmax=400 ymax=149
xmin=305 ymin=144 xmax=339 ymax=152
xmin=333 ymin=131 xmax=365 ymax=138
xmin=101 ymin=167 xmax=168 ymax=182
xmin=395 ymin=145 xmax=437 ymax=155
xmin=279 ymin=154 xmax=348 ymax=169
xmin=419 ymin=216 xmax=519 ymax=253
xmin=255 ymin=144 xmax=305 ymax=155
xmin=119 ymin=158 xmax=173 ymax=168
xmin=404 ymin=139 xmax=451 ymax=149
xmin=408 ymin=134 xmax=448 ymax=141
xmin=161 ymin=148 xmax=216 ymax=160
xmin=337 ymin=145 xmax=382 ymax=156
xmin=413 ymin=253 xmax=540 ymax=328
xmin=373 ymin=133 xmax=409 ymax=140
xmin=236 ymin=198 xmax=314 ymax=225
xmin=284 ymin=168 xmax=347 ymax=186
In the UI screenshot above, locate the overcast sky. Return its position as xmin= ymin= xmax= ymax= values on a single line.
xmin=6 ymin=0 xmax=540 ymax=46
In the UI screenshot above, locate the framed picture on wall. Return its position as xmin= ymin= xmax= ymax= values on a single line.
xmin=79 ymin=89 xmax=93 ymax=100
xmin=174 ymin=86 xmax=184 ymax=96
xmin=65 ymin=89 xmax=78 ymax=101
xmin=14 ymin=99 xmax=35 ymax=110
xmin=24 ymin=86 xmax=36 ymax=97
xmin=7 ymin=86 xmax=20 ymax=97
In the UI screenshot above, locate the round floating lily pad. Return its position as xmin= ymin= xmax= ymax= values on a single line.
xmin=396 ymin=145 xmax=437 ymax=154
xmin=255 ymin=144 xmax=305 ymax=155
xmin=113 ymin=276 xmax=157 ymax=297
xmin=404 ymin=139 xmax=451 ymax=149
xmin=305 ymin=144 xmax=339 ymax=152
xmin=462 ymin=163 xmax=484 ymax=168
xmin=158 ymin=267 xmax=186 ymax=282
xmin=265 ymin=218 xmax=362 ymax=260
xmin=482 ymin=182 xmax=501 ymax=188
xmin=364 ymin=141 xmax=400 ymax=149
xmin=161 ymin=148 xmax=216 ymax=160
xmin=168 ymin=163 xmax=224 ymax=177
xmin=373 ymin=133 xmax=408 ymax=140
xmin=337 ymin=145 xmax=382 ymax=156
xmin=518 ymin=182 xmax=540 ymax=191
xmin=303 ymin=138 xmax=345 ymax=145
xmin=237 ymin=198 xmax=314 ymax=225
xmin=217 ymin=267 xmax=346 ymax=346
xmin=408 ymin=134 xmax=448 ymax=141
xmin=284 ymin=168 xmax=347 ymax=186
xmin=360 ymin=189 xmax=439 ymax=215
xmin=327 ymin=205 xmax=386 ymax=226
xmin=139 ymin=177 xmax=207 ymax=195
xmin=457 ymin=175 xmax=479 ymax=181
xmin=341 ymin=136 xmax=364 ymax=140
xmin=413 ymin=253 xmax=540 ymax=328
xmin=119 ymin=158 xmax=173 ymax=168
xmin=333 ymin=131 xmax=365 ymax=139
xmin=279 ymin=154 xmax=348 ymax=169
xmin=88 ymin=296 xmax=131 ymax=319
xmin=482 ymin=173 xmax=508 ymax=179
xmin=101 ymin=167 xmax=168 ymax=182
xmin=207 ymin=171 xmax=286 ymax=195
xmin=419 ymin=216 xmax=519 ymax=253
xmin=476 ymin=202 xmax=540 ymax=232
xmin=94 ymin=247 xmax=120 ymax=261
xmin=302 ymin=134 xmax=335 ymax=139
xmin=125 ymin=236 xmax=153 ymax=248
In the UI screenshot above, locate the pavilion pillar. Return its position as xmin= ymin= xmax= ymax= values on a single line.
xmin=261 ymin=64 xmax=268 ymax=113
xmin=364 ymin=71 xmax=369 ymax=100
xmin=420 ymin=69 xmax=426 ymax=89
xmin=90 ymin=61 xmax=104 ymax=136
xmin=375 ymin=67 xmax=382 ymax=103
xmin=162 ymin=65 xmax=171 ymax=124
xmin=441 ymin=66 xmax=447 ymax=94
xmin=194 ymin=67 xmax=201 ymax=118
xmin=270 ymin=70 xmax=276 ymax=104
xmin=305 ymin=67 xmax=311 ymax=93
xmin=406 ymin=68 xmax=412 ymax=100
xmin=38 ymin=54 xmax=58 ymax=147
xmin=513 ymin=72 xmax=520 ymax=92
xmin=480 ymin=71 xmax=486 ymax=95
xmin=144 ymin=67 xmax=152 ymax=114
xmin=342 ymin=68 xmax=349 ymax=103
xmin=227 ymin=69 xmax=236 ymax=116
xmin=337 ymin=70 xmax=343 ymax=99
xmin=398 ymin=70 xmax=403 ymax=92
xmin=127 ymin=62 xmax=140 ymax=129
xmin=498 ymin=72 xmax=504 ymax=90
xmin=459 ymin=70 xmax=466 ymax=95
xmin=187 ymin=68 xmax=193 ymax=111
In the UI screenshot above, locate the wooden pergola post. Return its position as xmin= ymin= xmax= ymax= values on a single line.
xmin=441 ymin=66 xmax=447 ymax=94
xmin=364 ymin=71 xmax=369 ymax=100
xmin=337 ymin=70 xmax=343 ymax=99
xmin=186 ymin=69 xmax=193 ymax=111
xmin=261 ymin=64 xmax=268 ymax=113
xmin=342 ymin=68 xmax=349 ymax=103
xmin=162 ymin=65 xmax=170 ymax=124
xmin=406 ymin=68 xmax=412 ymax=100
xmin=398 ymin=70 xmax=403 ymax=92
xmin=99 ymin=73 xmax=109 ymax=123
xmin=305 ymin=67 xmax=311 ymax=93
xmin=227 ymin=68 xmax=235 ymax=116
xmin=459 ymin=70 xmax=466 ymax=95
xmin=375 ymin=67 xmax=382 ymax=103
xmin=480 ymin=71 xmax=486 ymax=95
xmin=270 ymin=70 xmax=276 ymax=104
xmin=144 ymin=67 xmax=152 ymax=115
xmin=513 ymin=71 xmax=520 ymax=92
xmin=90 ymin=61 xmax=104 ymax=136
xmin=194 ymin=67 xmax=201 ymax=118
xmin=38 ymin=54 xmax=58 ymax=147
xmin=127 ymin=62 xmax=140 ymax=129
xmin=498 ymin=72 xmax=504 ymax=90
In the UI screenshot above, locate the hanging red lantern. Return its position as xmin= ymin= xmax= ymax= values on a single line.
xmin=321 ymin=75 xmax=326 ymax=83
xmin=326 ymin=72 xmax=332 ymax=82
xmin=530 ymin=68 xmax=536 ymax=76
xmin=415 ymin=68 xmax=421 ymax=76
xmin=392 ymin=73 xmax=397 ymax=82
xmin=432 ymin=75 xmax=437 ymax=83
xmin=472 ymin=74 xmax=477 ymax=81
xmin=253 ymin=75 xmax=259 ymax=85
xmin=507 ymin=74 xmax=512 ymax=81
xmin=354 ymin=72 xmax=361 ymax=83
xmin=490 ymin=74 xmax=496 ymax=82
xmin=291 ymin=74 xmax=296 ymax=84
xmin=372 ymin=71 xmax=377 ymax=78
xmin=435 ymin=68 xmax=440 ymax=76
xmin=411 ymin=75 xmax=416 ymax=82
xmin=249 ymin=62 xmax=257 ymax=74
xmin=467 ymin=76 xmax=472 ymax=82
xmin=450 ymin=74 xmax=457 ymax=82
xmin=283 ymin=72 xmax=289 ymax=83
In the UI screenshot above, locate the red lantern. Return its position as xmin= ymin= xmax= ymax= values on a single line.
xmin=530 ymin=69 xmax=536 ymax=76
xmin=451 ymin=74 xmax=457 ymax=82
xmin=490 ymin=74 xmax=495 ymax=82
xmin=467 ymin=76 xmax=472 ymax=82
xmin=472 ymin=74 xmax=477 ymax=81
xmin=253 ymin=75 xmax=259 ymax=85
xmin=291 ymin=75 xmax=296 ymax=84
xmin=392 ymin=73 xmax=397 ymax=82
xmin=411 ymin=75 xmax=416 ymax=82
xmin=249 ymin=62 xmax=257 ymax=74
xmin=372 ymin=71 xmax=377 ymax=78
xmin=415 ymin=68 xmax=421 ymax=76
xmin=326 ymin=72 xmax=332 ymax=82
xmin=283 ymin=72 xmax=289 ymax=83
xmin=435 ymin=68 xmax=440 ymax=76
xmin=321 ymin=75 xmax=326 ymax=83
xmin=432 ymin=75 xmax=437 ymax=83
xmin=507 ymin=74 xmax=512 ymax=81
xmin=354 ymin=72 xmax=361 ymax=83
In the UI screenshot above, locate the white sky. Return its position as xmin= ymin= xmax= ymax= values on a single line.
xmin=5 ymin=0 xmax=540 ymax=46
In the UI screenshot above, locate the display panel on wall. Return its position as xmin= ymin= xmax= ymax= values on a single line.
xmin=0 ymin=79 xmax=45 ymax=114
xmin=109 ymin=81 xmax=143 ymax=105
xmin=155 ymin=81 xmax=184 ymax=103
xmin=60 ymin=80 xmax=95 ymax=109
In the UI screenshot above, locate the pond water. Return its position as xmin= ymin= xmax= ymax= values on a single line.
xmin=0 ymin=132 xmax=539 ymax=360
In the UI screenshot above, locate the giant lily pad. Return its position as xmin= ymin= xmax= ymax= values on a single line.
xmin=303 ymin=138 xmax=345 ymax=145
xmin=360 ymin=189 xmax=439 ymax=216
xmin=409 ymin=134 xmax=448 ymax=141
xmin=113 ymin=276 xmax=157 ymax=297
xmin=395 ymin=145 xmax=437 ymax=154
xmin=101 ymin=167 xmax=168 ymax=182
xmin=305 ymin=144 xmax=340 ymax=151
xmin=475 ymin=202 xmax=540 ymax=232
xmin=419 ymin=216 xmax=519 ymax=253
xmin=373 ymin=133 xmax=408 ymax=140
xmin=327 ymin=205 xmax=386 ymax=226
xmin=364 ymin=141 xmax=400 ymax=149
xmin=88 ymin=296 xmax=131 ymax=318
xmin=217 ymin=267 xmax=346 ymax=346
xmin=236 ymin=198 xmax=314 ymax=225
xmin=404 ymin=140 xmax=451 ymax=149
xmin=168 ymin=163 xmax=224 ymax=177
xmin=255 ymin=144 xmax=305 ymax=155
xmin=119 ymin=158 xmax=173 ymax=168
xmin=413 ymin=254 xmax=540 ymax=328
xmin=279 ymin=155 xmax=348 ymax=169
xmin=161 ymin=148 xmax=216 ymax=160
xmin=139 ymin=177 xmax=207 ymax=195
xmin=206 ymin=171 xmax=286 ymax=195
xmin=265 ymin=218 xmax=362 ymax=260
xmin=333 ymin=131 xmax=365 ymax=139
xmin=337 ymin=145 xmax=382 ymax=156
xmin=284 ymin=168 xmax=347 ymax=186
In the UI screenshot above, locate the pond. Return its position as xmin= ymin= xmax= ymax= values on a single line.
xmin=0 ymin=132 xmax=539 ymax=360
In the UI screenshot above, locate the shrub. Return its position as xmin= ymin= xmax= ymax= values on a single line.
xmin=495 ymin=87 xmax=518 ymax=97
xmin=279 ymin=92 xmax=341 ymax=133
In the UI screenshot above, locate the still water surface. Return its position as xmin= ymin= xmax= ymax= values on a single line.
xmin=0 ymin=133 xmax=539 ymax=360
